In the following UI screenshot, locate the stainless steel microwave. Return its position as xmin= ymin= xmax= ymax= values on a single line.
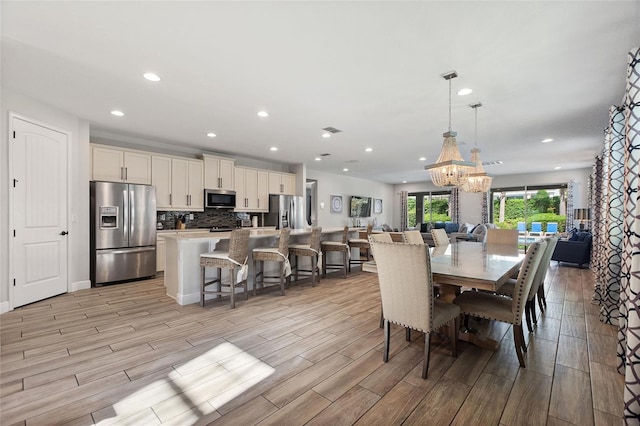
xmin=204 ymin=189 xmax=236 ymax=208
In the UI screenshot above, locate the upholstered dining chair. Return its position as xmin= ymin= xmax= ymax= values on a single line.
xmin=252 ymin=228 xmax=291 ymax=296
xmin=368 ymin=233 xmax=394 ymax=329
xmin=453 ymin=240 xmax=547 ymax=368
xmin=348 ymin=223 xmax=373 ymax=270
xmin=288 ymin=226 xmax=322 ymax=286
xmin=200 ymin=228 xmax=251 ymax=309
xmin=430 ymin=228 xmax=450 ymax=247
xmin=496 ymin=236 xmax=558 ymax=332
xmin=485 ymin=229 xmax=519 ymax=246
xmin=321 ymin=226 xmax=350 ymax=278
xmin=403 ymin=230 xmax=425 ymax=245
xmin=370 ymin=240 xmax=460 ymax=379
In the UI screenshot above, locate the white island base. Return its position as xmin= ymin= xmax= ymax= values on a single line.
xmin=163 ymin=227 xmax=357 ymax=305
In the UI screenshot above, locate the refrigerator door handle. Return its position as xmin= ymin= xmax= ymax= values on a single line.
xmin=98 ymin=247 xmax=156 ymax=255
xmin=129 ymin=189 xmax=135 ymax=236
xmin=123 ymin=189 xmax=128 ymax=242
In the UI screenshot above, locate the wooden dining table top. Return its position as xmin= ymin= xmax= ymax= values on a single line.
xmin=430 ymin=242 xmax=524 ymax=292
xmin=364 ymin=241 xmax=524 ymax=293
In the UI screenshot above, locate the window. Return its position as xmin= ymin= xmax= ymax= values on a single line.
xmin=407 ymin=191 xmax=451 ymax=227
xmin=491 ymin=184 xmax=567 ymax=232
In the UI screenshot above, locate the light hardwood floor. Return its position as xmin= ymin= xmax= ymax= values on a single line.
xmin=0 ymin=263 xmax=624 ymax=425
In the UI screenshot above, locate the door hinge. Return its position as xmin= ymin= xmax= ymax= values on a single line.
xmin=13 ymin=179 xmax=18 ymax=187
xmin=13 ymin=229 xmax=16 ymax=237
xmin=13 ymin=131 xmax=16 ymax=138
xmin=13 ymin=278 xmax=16 ymax=287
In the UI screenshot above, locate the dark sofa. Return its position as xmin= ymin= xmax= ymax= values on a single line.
xmin=551 ymin=231 xmax=592 ymax=267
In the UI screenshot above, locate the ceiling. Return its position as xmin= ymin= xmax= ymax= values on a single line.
xmin=2 ymin=1 xmax=639 ymax=184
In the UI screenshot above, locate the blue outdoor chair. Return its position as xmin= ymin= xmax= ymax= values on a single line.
xmin=530 ymin=222 xmax=543 ymax=237
xmin=517 ymin=222 xmax=526 ymax=235
xmin=545 ymin=222 xmax=558 ymax=236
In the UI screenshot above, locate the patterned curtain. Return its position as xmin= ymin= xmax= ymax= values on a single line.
xmin=481 ymin=192 xmax=489 ymax=224
xmin=400 ymin=190 xmax=408 ymax=231
xmin=566 ymin=180 xmax=575 ymax=230
xmin=603 ymin=105 xmax=626 ymax=325
xmin=621 ymin=47 xmax=640 ymax=421
xmin=450 ymin=187 xmax=460 ymax=223
xmin=592 ymin=155 xmax=606 ymax=307
xmin=590 ymin=47 xmax=640 ymax=421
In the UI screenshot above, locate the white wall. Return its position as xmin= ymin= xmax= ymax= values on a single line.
xmin=1 ymin=89 xmax=91 ymax=310
xmin=306 ymin=169 xmax=395 ymax=228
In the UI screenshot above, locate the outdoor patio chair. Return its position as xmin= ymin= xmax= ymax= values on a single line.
xmin=530 ymin=222 xmax=543 ymax=238
xmin=545 ymin=222 xmax=558 ymax=236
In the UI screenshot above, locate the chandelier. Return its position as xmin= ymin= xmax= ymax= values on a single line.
xmin=462 ymin=102 xmax=493 ymax=193
xmin=424 ymin=70 xmax=475 ymax=187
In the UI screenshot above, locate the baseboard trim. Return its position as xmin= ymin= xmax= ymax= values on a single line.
xmin=70 ymin=280 xmax=92 ymax=292
xmin=0 ymin=301 xmax=11 ymax=314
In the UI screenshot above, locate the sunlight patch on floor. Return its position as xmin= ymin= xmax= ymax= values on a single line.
xmin=96 ymin=342 xmax=274 ymax=425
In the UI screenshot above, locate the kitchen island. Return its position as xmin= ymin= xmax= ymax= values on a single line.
xmin=163 ymin=227 xmax=357 ymax=305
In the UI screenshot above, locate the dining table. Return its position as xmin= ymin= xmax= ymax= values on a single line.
xmin=363 ymin=241 xmax=525 ymax=350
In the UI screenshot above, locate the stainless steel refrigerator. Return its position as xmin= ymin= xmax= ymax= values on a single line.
xmin=266 ymin=194 xmax=306 ymax=229
xmin=90 ymin=181 xmax=157 ymax=286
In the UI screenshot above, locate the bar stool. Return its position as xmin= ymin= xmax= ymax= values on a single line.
xmin=289 ymin=227 xmax=322 ymax=286
xmin=252 ymin=228 xmax=291 ymax=296
xmin=321 ymin=226 xmax=350 ymax=278
xmin=348 ymin=223 xmax=373 ymax=271
xmin=199 ymin=228 xmax=251 ymax=309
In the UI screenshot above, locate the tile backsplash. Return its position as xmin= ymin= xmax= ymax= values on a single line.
xmin=157 ymin=209 xmax=241 ymax=230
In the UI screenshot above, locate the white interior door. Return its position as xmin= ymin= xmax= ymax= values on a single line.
xmin=11 ymin=116 xmax=69 ymax=307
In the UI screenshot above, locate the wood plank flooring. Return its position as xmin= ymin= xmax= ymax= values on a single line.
xmin=0 ymin=263 xmax=623 ymax=425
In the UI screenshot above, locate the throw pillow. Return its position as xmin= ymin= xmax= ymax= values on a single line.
xmin=569 ymin=231 xmax=579 ymax=241
xmin=444 ymin=222 xmax=459 ymax=234
xmin=420 ymin=223 xmax=429 ymax=233
xmin=434 ymin=222 xmax=446 ymax=230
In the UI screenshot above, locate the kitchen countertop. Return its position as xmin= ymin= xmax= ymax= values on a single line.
xmin=161 ymin=227 xmax=353 ymax=240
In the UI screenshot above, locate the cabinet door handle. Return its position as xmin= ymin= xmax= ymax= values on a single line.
xmin=125 ymin=167 xmax=128 ymax=181
xmin=120 ymin=166 xmax=124 ymax=180
xmin=257 ymin=199 xmax=259 ymax=208
xmin=169 ymin=194 xmax=172 ymax=205
xmin=280 ymin=184 xmax=284 ymax=193
xmin=218 ymin=177 xmax=222 ymax=188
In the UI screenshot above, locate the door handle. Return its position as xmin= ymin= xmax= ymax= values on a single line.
xmin=60 ymin=231 xmax=68 ymax=236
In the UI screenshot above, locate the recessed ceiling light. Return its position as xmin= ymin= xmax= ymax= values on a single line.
xmin=315 ymin=157 xmax=321 ymax=161
xmin=542 ymin=138 xmax=553 ymax=143
xmin=419 ymin=157 xmax=426 ymax=161
xmin=143 ymin=72 xmax=160 ymax=82
xmin=270 ymin=147 xmax=278 ymax=151
xmin=110 ymin=110 xmax=124 ymax=117
xmin=402 ymin=180 xmax=407 ymax=183
xmin=365 ymin=147 xmax=373 ymax=152
xmin=206 ymin=132 xmax=216 ymax=138
xmin=258 ymin=111 xmax=269 ymax=118
xmin=457 ymin=88 xmax=472 ymax=96
xmin=554 ymin=166 xmax=562 ymax=170
xmin=322 ymin=133 xmax=331 ymax=138
xmin=343 ymin=168 xmax=349 ymax=172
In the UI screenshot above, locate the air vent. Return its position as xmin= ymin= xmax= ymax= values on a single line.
xmin=320 ymin=153 xmax=331 ymax=157
xmin=482 ymin=160 xmax=504 ymax=166
xmin=322 ymin=127 xmax=342 ymax=134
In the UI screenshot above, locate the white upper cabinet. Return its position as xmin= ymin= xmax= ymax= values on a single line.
xmin=268 ymin=171 xmax=295 ymax=195
xmin=234 ymin=167 xmax=269 ymax=212
xmin=203 ymin=154 xmax=235 ymax=190
xmin=91 ymin=145 xmax=152 ymax=185
xmin=151 ymin=155 xmax=172 ymax=210
xmin=171 ymin=158 xmax=204 ymax=211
